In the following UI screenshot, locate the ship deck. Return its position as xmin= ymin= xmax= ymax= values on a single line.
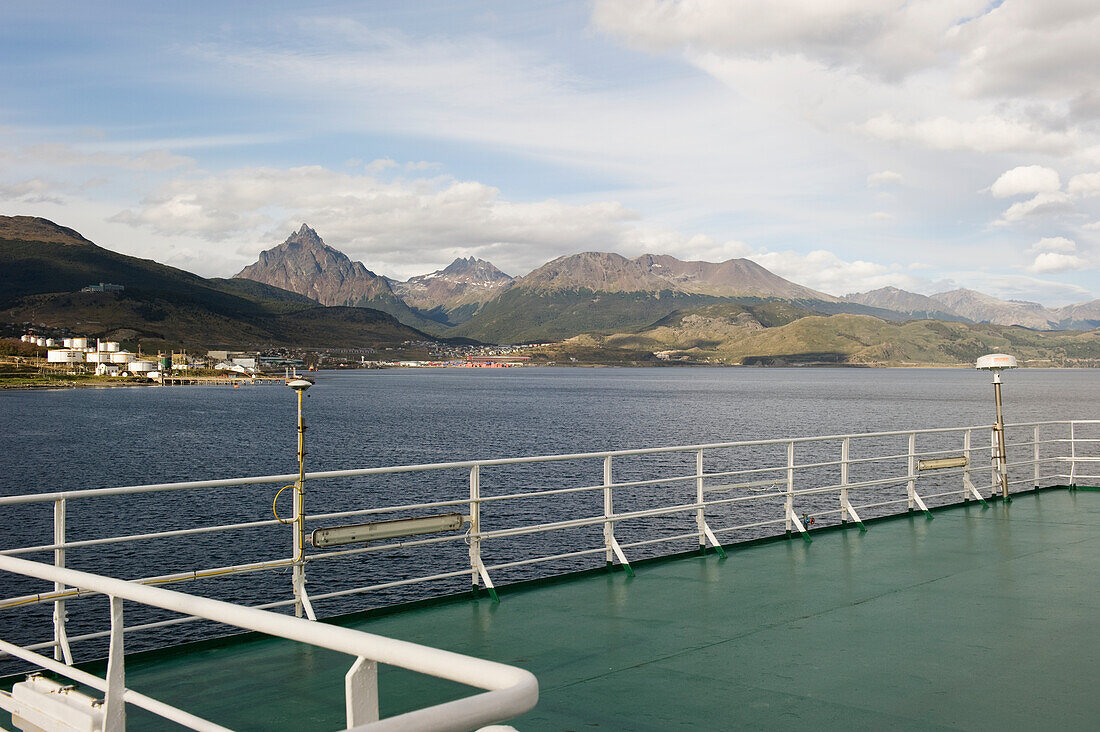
xmin=9 ymin=487 xmax=1100 ymax=730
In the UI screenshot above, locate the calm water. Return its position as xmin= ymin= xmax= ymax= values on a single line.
xmin=2 ymin=367 xmax=1099 ymax=662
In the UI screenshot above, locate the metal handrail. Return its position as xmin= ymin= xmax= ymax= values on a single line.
xmin=0 ymin=419 xmax=1093 ymax=661
xmin=0 ymin=554 xmax=538 ymax=732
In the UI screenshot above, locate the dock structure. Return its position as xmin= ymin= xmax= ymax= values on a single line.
xmin=2 ymin=418 xmax=1098 ymax=730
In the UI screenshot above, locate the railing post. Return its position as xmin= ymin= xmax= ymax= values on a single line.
xmin=53 ymin=498 xmax=73 ymax=664
xmin=785 ymin=441 xmax=794 ymax=533
xmin=1034 ymin=425 xmax=1041 ymax=490
xmin=1070 ymin=422 xmax=1077 ymax=486
xmin=907 ymin=433 xmax=916 ymax=511
xmin=603 ymin=456 xmax=614 ymax=567
xmin=345 ymin=656 xmax=379 ymax=727
xmin=991 ymin=427 xmax=999 ymax=495
xmin=469 ymin=464 xmax=481 ymax=591
xmin=696 ymin=449 xmax=705 ymax=551
xmin=964 ymin=429 xmax=972 ymax=501
xmin=104 ymin=596 xmax=126 ymax=731
xmin=840 ymin=438 xmax=849 ymax=524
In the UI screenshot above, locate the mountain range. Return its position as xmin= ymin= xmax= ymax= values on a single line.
xmin=234 ymin=227 xmax=915 ymax=342
xmin=6 ymin=216 xmax=1100 ymax=366
xmin=0 ymin=216 xmax=436 ymax=350
xmin=844 ymin=286 xmax=1100 ymax=331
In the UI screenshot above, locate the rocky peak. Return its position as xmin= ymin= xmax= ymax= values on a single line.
xmin=234 ymin=225 xmax=394 ymax=307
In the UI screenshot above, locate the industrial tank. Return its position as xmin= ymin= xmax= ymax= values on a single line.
xmin=86 ymin=352 xmax=111 ymax=364
xmin=46 ymin=349 xmax=85 ymax=364
xmin=71 ymin=338 xmax=88 ymax=349
xmin=101 ymin=341 xmax=120 ymax=352
xmin=128 ymin=360 xmax=157 ymax=373
xmin=110 ymin=352 xmax=134 ymax=364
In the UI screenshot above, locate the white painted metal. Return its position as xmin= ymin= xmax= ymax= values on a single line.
xmin=0 ymin=555 xmax=539 ymax=732
xmin=1070 ymin=422 xmax=1077 ymax=485
xmin=469 ymin=464 xmax=482 ymax=590
xmin=104 ymin=596 xmax=126 ymax=730
xmin=346 ymin=657 xmax=379 ymax=727
xmin=0 ymin=420 xmax=1087 ymax=638
xmin=1034 ymin=425 xmax=1041 ymax=488
xmin=53 ymin=498 xmax=73 ymax=665
xmin=603 ymin=455 xmax=614 ymax=565
xmin=907 ymin=434 xmax=917 ymax=510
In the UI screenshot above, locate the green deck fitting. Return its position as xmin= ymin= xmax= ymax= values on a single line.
xmin=4 ymin=488 xmax=1099 ymax=731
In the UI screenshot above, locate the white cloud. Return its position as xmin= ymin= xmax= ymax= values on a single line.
xmin=1084 ymin=221 xmax=1100 ymax=231
xmin=1067 ymin=172 xmax=1100 ymax=196
xmin=16 ymin=143 xmax=193 ymax=171
xmin=109 ymin=164 xmax=653 ymax=278
xmin=860 ymin=113 xmax=1079 ymax=155
xmin=990 ymin=165 xmax=1061 ymax=198
xmin=747 ymin=248 xmax=925 ymax=296
xmin=592 ymin=0 xmax=988 ymax=81
xmin=867 ymin=170 xmax=902 ymax=187
xmin=869 ymin=211 xmax=894 ymax=222
xmin=951 ymin=2 xmax=1100 ymax=106
xmin=1027 ymin=236 xmax=1077 ymax=254
xmin=1027 ymin=251 xmax=1088 ymax=274
xmin=0 ymin=178 xmax=63 ymax=204
xmin=997 ymin=192 xmax=1074 ymax=224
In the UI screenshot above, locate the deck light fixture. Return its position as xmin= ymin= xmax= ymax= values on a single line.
xmin=312 ymin=513 xmax=467 ymax=548
xmin=976 ymin=353 xmax=1017 ymax=500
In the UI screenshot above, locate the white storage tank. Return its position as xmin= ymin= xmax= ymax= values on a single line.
xmin=35 ymin=338 xmax=47 ymax=346
xmin=62 ymin=338 xmax=73 ymax=348
xmin=45 ymin=339 xmax=56 ymax=347
xmin=129 ymin=360 xmax=157 ymax=373
xmin=86 ymin=352 xmax=111 ymax=364
xmin=71 ymin=337 xmax=88 ymax=349
xmin=110 ymin=352 xmax=134 ymax=364
xmin=20 ymin=335 xmax=30 ymax=343
xmin=102 ymin=341 xmax=120 ymax=352
xmin=47 ymin=349 xmax=86 ymax=364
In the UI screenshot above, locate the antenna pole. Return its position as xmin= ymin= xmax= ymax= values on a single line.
xmin=992 ymin=372 xmax=1009 ymax=500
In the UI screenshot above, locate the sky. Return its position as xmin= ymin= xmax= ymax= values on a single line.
xmin=1 ymin=1 xmax=1099 ymax=305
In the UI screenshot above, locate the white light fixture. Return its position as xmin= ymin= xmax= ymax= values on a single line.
xmin=312 ymin=513 xmax=467 ymax=548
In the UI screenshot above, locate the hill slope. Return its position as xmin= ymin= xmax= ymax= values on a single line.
xmin=574 ymin=304 xmax=1100 ymax=366
xmin=0 ymin=216 xmax=438 ymax=349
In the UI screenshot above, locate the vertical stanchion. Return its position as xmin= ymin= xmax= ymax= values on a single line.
xmin=603 ymin=456 xmax=614 ymax=567
xmin=907 ymin=433 xmax=917 ymax=511
xmin=839 ymin=437 xmax=849 ymax=523
xmin=469 ymin=464 xmax=481 ymax=593
xmin=52 ymin=498 xmax=72 ymax=664
xmin=1070 ymin=422 xmax=1077 ymax=487
xmin=1034 ymin=425 xmax=1041 ymax=490
xmin=104 ymin=596 xmax=126 ymax=731
xmin=964 ymin=430 xmax=972 ymax=501
xmin=696 ymin=449 xmax=705 ymax=551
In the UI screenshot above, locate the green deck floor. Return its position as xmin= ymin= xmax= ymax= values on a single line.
xmin=21 ymin=489 xmax=1100 ymax=730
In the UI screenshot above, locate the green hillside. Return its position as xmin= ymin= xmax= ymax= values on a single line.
xmin=529 ymin=304 xmax=1100 ymax=366
xmin=0 ymin=217 xmax=440 ymax=350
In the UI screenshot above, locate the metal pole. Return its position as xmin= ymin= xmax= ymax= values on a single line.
xmin=992 ymin=374 xmax=1009 ymax=500
xmin=292 ymin=387 xmax=307 ymax=616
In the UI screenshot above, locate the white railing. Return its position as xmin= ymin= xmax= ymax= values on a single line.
xmin=0 ymin=554 xmax=538 ymax=731
xmin=1 ymin=420 xmax=1097 ymax=673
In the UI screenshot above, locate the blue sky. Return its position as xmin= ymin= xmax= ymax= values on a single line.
xmin=2 ymin=1 xmax=1099 ymax=304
